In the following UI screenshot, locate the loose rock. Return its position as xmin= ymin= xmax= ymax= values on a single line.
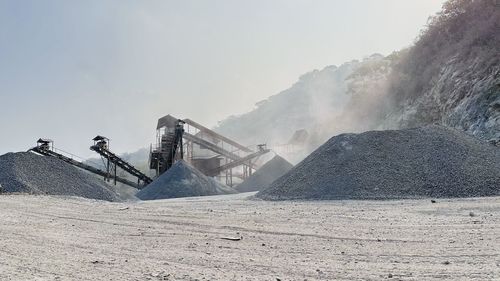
xmin=236 ymin=155 xmax=293 ymax=192
xmin=137 ymin=160 xmax=236 ymax=200
xmin=257 ymin=125 xmax=500 ymax=200
xmin=0 ymin=152 xmax=119 ymax=201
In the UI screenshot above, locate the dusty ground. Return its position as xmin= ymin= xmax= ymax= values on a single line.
xmin=0 ymin=193 xmax=499 ymax=281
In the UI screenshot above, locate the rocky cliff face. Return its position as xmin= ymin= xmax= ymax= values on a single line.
xmin=381 ymin=0 xmax=500 ymax=142
xmin=384 ymin=56 xmax=499 ymax=141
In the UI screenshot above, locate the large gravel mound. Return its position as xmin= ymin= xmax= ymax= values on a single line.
xmin=137 ymin=160 xmax=236 ymax=200
xmin=236 ymin=155 xmax=293 ymax=192
xmin=257 ymin=125 xmax=500 ymax=200
xmin=0 ymin=152 xmax=119 ymax=201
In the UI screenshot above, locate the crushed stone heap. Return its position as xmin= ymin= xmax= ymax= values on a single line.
xmin=137 ymin=160 xmax=236 ymax=200
xmin=0 ymin=152 xmax=119 ymax=201
xmin=236 ymin=155 xmax=293 ymax=193
xmin=257 ymin=125 xmax=500 ymax=200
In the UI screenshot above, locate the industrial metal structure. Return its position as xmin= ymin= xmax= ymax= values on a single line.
xmin=149 ymin=116 xmax=185 ymax=176
xmin=90 ymin=136 xmax=153 ymax=186
xmin=30 ymin=139 xmax=142 ymax=188
xmin=151 ymin=114 xmax=270 ymax=186
xmin=29 ymin=114 xmax=271 ymax=189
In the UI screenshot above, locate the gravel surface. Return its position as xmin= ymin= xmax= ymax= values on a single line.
xmin=137 ymin=160 xmax=236 ymax=200
xmin=235 ymin=155 xmax=293 ymax=192
xmin=0 ymin=193 xmax=498 ymax=280
xmin=0 ymin=152 xmax=119 ymax=202
xmin=257 ymin=125 xmax=500 ymax=200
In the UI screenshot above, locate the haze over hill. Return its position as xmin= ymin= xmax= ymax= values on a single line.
xmin=215 ymin=0 xmax=500 ymax=162
xmin=0 ymin=2 xmax=498 ymax=279
xmin=89 ymin=0 xmax=499 ymax=169
xmin=0 ymin=1 xmax=446 ymax=157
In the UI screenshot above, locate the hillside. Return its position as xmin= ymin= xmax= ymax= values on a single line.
xmin=214 ymin=60 xmax=361 ymax=155
xmin=382 ymin=0 xmax=500 ymax=141
xmin=215 ymin=0 xmax=499 ymax=161
xmin=86 ymin=1 xmax=499 ymax=170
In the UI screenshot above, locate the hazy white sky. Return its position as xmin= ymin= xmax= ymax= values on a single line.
xmin=0 ymin=0 xmax=446 ymax=157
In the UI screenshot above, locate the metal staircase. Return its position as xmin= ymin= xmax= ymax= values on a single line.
xmin=149 ymin=118 xmax=185 ymax=176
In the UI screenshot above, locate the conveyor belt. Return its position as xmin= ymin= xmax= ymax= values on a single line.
xmin=183 ymin=132 xmax=266 ymax=172
xmin=183 ymin=119 xmax=253 ymax=153
xmin=183 ymin=132 xmax=244 ymax=161
xmin=90 ymin=144 xmax=153 ymax=184
xmin=30 ymin=146 xmax=141 ymax=188
xmin=207 ymin=148 xmax=270 ymax=176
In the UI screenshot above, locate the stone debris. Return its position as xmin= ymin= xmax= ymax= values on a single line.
xmin=235 ymin=155 xmax=293 ymax=193
xmin=257 ymin=125 xmax=500 ymax=200
xmin=0 ymin=152 xmax=119 ymax=201
xmin=137 ymin=160 xmax=236 ymax=200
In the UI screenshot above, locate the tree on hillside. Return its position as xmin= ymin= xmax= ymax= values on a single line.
xmin=390 ymin=0 xmax=500 ymax=103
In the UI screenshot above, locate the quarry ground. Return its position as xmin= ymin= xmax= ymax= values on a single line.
xmin=0 ymin=193 xmax=499 ymax=281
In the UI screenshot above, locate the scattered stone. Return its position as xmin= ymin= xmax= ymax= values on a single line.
xmin=220 ymin=236 xmax=243 ymax=241
xmin=257 ymin=126 xmax=500 ymax=200
xmin=0 ymin=152 xmax=119 ymax=201
xmin=137 ymin=160 xmax=236 ymax=200
xmin=235 ymin=155 xmax=293 ymax=192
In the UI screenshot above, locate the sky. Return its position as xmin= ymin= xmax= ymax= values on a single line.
xmin=0 ymin=0 xmax=446 ymax=158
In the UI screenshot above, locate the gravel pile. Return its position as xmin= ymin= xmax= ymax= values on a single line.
xmin=236 ymin=155 xmax=293 ymax=193
xmin=0 ymin=152 xmax=120 ymax=201
xmin=257 ymin=125 xmax=500 ymax=200
xmin=137 ymin=160 xmax=236 ymax=200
